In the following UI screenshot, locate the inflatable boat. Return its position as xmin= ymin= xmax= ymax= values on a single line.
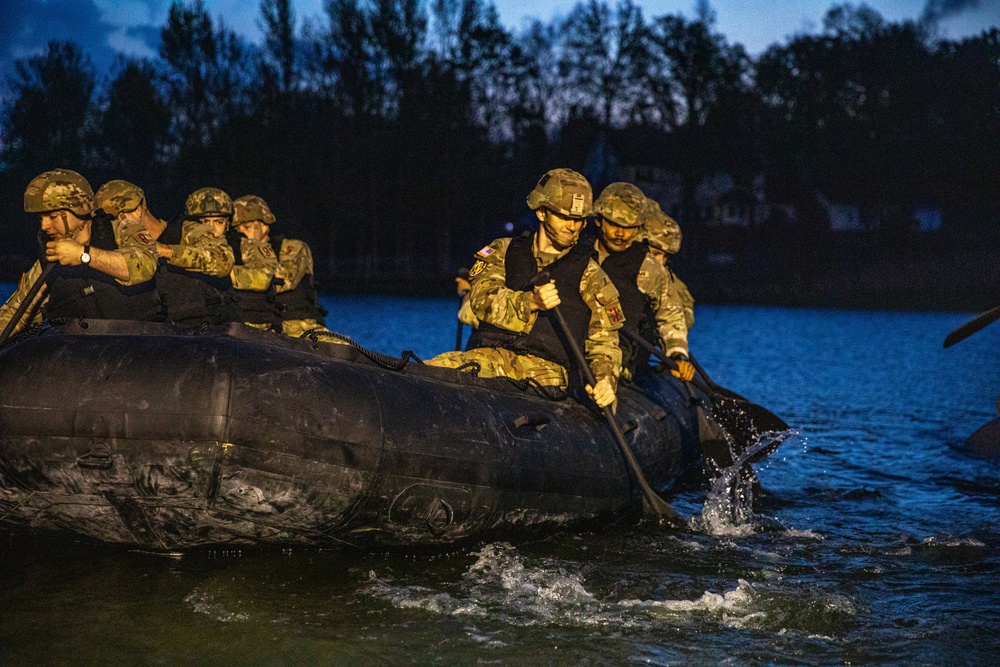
xmin=0 ymin=319 xmax=728 ymax=551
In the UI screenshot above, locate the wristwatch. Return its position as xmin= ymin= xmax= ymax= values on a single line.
xmin=80 ymin=243 xmax=91 ymax=265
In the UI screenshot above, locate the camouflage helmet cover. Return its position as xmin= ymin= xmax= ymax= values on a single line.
xmin=185 ymin=187 xmax=233 ymax=218
xmin=24 ymin=169 xmax=94 ymax=217
xmin=593 ymin=182 xmax=646 ymax=228
xmin=233 ymin=195 xmax=276 ymax=226
xmin=526 ymin=168 xmax=592 ymax=219
xmin=95 ymin=180 xmax=145 ymax=217
xmin=638 ymin=199 xmax=682 ymax=255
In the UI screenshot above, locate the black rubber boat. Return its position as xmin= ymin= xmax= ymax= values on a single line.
xmin=0 ymin=319 xmax=713 ymax=551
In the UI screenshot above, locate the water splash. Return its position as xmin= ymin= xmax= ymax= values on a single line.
xmin=698 ymin=430 xmax=797 ymax=536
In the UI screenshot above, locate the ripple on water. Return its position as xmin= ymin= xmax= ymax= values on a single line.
xmin=364 ymin=542 xmax=858 ymax=639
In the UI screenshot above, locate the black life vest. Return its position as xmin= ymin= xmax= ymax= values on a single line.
xmin=42 ymin=216 xmax=163 ymax=323
xmin=270 ymin=237 xmax=328 ymax=323
xmin=467 ymin=232 xmax=594 ymax=371
xmin=233 ymin=234 xmax=281 ymax=328
xmin=598 ymin=239 xmax=657 ymax=375
xmin=154 ymin=220 xmax=241 ymax=326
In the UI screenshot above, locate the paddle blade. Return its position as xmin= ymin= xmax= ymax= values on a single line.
xmin=642 ymin=490 xmax=687 ymax=529
xmin=944 ymin=306 xmax=1000 ymax=348
xmin=709 ymin=396 xmax=790 ymax=464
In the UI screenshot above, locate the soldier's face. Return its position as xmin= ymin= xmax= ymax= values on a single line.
xmin=237 ymin=221 xmax=269 ymax=242
xmin=648 ymin=246 xmax=669 ymax=266
xmin=201 ymin=216 xmax=229 ymax=237
xmin=39 ymin=210 xmax=83 ymax=239
xmin=537 ymin=209 xmax=584 ymax=250
xmin=595 ymin=217 xmax=638 ymax=253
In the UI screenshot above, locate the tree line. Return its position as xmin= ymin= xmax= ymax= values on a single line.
xmin=1 ymin=0 xmax=997 ymax=303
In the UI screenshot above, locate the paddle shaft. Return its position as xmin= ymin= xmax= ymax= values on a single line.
xmin=944 ymin=306 xmax=1000 ymax=348
xmin=0 ymin=262 xmax=55 ymax=346
xmin=546 ymin=304 xmax=684 ymax=526
xmin=620 ymin=327 xmax=717 ymax=398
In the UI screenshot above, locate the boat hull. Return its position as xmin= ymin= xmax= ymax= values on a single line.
xmin=0 ymin=320 xmax=702 ymax=550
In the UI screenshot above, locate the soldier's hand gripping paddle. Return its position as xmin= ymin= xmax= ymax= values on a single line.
xmin=943 ymin=305 xmax=1000 ymax=348
xmin=528 ymin=271 xmax=687 ymax=528
xmin=0 ymin=262 xmax=55 ymax=346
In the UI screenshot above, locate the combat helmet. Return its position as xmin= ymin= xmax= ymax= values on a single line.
xmin=593 ymin=182 xmax=646 ymax=228
xmin=185 ymin=187 xmax=233 ymax=219
xmin=24 ymin=169 xmax=94 ymax=217
xmin=95 ymin=180 xmax=145 ymax=218
xmin=233 ymin=195 xmax=276 ymax=226
xmin=526 ymin=168 xmax=592 ymax=219
xmin=638 ymin=199 xmax=682 ymax=255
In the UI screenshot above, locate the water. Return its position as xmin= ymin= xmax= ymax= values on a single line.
xmin=2 ymin=288 xmax=999 ymax=665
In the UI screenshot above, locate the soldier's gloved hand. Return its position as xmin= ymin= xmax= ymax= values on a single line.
xmin=46 ymin=238 xmax=84 ymax=266
xmin=586 ymin=377 xmax=616 ymax=409
xmin=531 ymin=280 xmax=561 ymax=311
xmin=669 ymin=354 xmax=695 ymax=381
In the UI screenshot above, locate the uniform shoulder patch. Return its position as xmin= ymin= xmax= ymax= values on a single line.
xmin=469 ymin=259 xmax=487 ymax=277
xmin=260 ymin=244 xmax=275 ymax=258
xmin=475 ymin=245 xmax=495 ymax=259
xmin=136 ymin=231 xmax=154 ymax=245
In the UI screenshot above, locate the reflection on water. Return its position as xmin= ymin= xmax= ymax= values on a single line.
xmin=1 ymin=288 xmax=999 ymax=664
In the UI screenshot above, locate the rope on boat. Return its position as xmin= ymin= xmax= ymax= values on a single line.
xmin=303 ymin=328 xmax=423 ymax=371
xmin=0 ymin=318 xmax=68 ymax=353
xmin=455 ymin=361 xmax=481 ymax=375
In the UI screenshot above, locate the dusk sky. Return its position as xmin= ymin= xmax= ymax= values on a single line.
xmin=0 ymin=0 xmax=997 ymax=86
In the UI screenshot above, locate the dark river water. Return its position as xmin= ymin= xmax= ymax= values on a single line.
xmin=2 ymin=289 xmax=999 ymax=665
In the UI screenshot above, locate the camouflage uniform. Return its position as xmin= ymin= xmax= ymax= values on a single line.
xmin=0 ymin=220 xmax=158 ymax=336
xmin=274 ymin=238 xmax=328 ymax=337
xmin=231 ymin=237 xmax=278 ymax=329
xmin=163 ymin=220 xmax=235 ymax=277
xmin=1 ymin=172 xmax=158 ymax=336
xmin=637 ymin=199 xmax=694 ymax=342
xmin=428 ymin=236 xmax=624 ymax=390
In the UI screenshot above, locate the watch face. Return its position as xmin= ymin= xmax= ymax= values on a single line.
xmin=81 ymin=252 xmax=91 ymax=265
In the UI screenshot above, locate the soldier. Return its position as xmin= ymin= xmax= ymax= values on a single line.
xmin=638 ymin=199 xmax=695 ymax=334
xmin=223 ymin=194 xmax=280 ymax=331
xmin=590 ymin=183 xmax=694 ymax=381
xmin=231 ymin=195 xmax=329 ymax=337
xmin=95 ymin=181 xmax=239 ymax=326
xmin=427 ymin=168 xmax=622 ymax=409
xmin=0 ymin=169 xmax=159 ymax=336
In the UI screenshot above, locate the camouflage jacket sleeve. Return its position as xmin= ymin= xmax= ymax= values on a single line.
xmin=231 ymin=237 xmax=278 ymax=292
xmin=112 ymin=219 xmax=158 ymax=285
xmin=274 ymin=239 xmax=312 ymax=294
xmin=166 ymin=221 xmax=235 ymax=278
xmin=673 ymin=271 xmax=695 ymax=330
xmin=468 ymin=238 xmax=538 ymax=334
xmin=0 ymin=261 xmax=46 ymax=336
xmin=638 ymin=254 xmax=689 ymax=356
xmin=580 ymin=259 xmax=624 ymax=388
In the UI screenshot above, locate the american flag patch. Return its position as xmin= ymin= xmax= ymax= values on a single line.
xmin=476 ymin=245 xmax=495 ymax=258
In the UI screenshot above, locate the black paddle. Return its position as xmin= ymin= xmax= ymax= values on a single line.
xmin=530 ymin=273 xmax=686 ymax=528
xmin=621 ymin=328 xmax=788 ymax=464
xmin=455 ymin=268 xmax=471 ymax=351
xmin=943 ymin=305 xmax=1000 ymax=348
xmin=0 ymin=262 xmax=55 ymax=346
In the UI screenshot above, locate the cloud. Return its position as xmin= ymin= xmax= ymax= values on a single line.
xmin=921 ymin=0 xmax=987 ymax=23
